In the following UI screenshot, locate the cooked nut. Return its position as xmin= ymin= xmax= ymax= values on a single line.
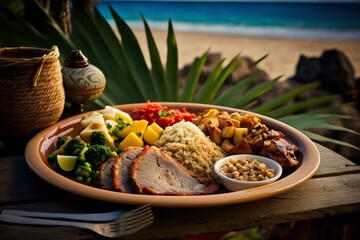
xmin=220 ymin=157 xmax=275 ymax=181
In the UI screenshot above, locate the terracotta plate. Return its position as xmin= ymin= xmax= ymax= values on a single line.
xmin=25 ymin=102 xmax=320 ymax=207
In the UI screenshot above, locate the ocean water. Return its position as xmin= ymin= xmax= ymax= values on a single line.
xmin=96 ymin=1 xmax=360 ymax=40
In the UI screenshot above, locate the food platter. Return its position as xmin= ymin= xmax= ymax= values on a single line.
xmin=25 ymin=102 xmax=320 ymax=207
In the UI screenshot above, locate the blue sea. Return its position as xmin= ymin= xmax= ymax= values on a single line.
xmin=96 ymin=1 xmax=360 ymax=40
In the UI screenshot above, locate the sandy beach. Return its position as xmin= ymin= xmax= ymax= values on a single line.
xmin=133 ymin=29 xmax=360 ymax=80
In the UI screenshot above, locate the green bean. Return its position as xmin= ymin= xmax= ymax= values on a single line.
xmin=83 ymin=162 xmax=92 ymax=168
xmin=75 ymin=168 xmax=82 ymax=176
xmin=86 ymin=177 xmax=92 ymax=184
xmin=80 ymin=170 xmax=90 ymax=178
xmin=92 ymin=170 xmax=99 ymax=179
xmin=76 ymin=176 xmax=83 ymax=182
xmin=78 ymin=165 xmax=92 ymax=173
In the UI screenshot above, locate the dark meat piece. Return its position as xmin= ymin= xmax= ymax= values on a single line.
xmin=259 ymin=138 xmax=298 ymax=169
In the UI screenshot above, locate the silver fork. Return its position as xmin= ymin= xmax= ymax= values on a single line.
xmin=1 ymin=209 xmax=125 ymax=222
xmin=0 ymin=204 xmax=153 ymax=238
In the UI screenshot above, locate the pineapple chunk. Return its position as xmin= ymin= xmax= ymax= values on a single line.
xmin=102 ymin=106 xmax=133 ymax=124
xmin=206 ymin=118 xmax=222 ymax=144
xmin=219 ymin=120 xmax=235 ymax=138
xmin=80 ymin=120 xmax=115 ymax=149
xmin=105 ymin=119 xmax=131 ymax=139
xmin=117 ymin=125 xmax=132 ymax=139
xmin=230 ymin=112 xmax=242 ymax=121
xmin=143 ymin=126 xmax=160 ymax=145
xmin=233 ymin=127 xmax=249 ymax=145
xmin=221 ymin=139 xmax=235 ymax=152
xmin=231 ymin=119 xmax=241 ymax=128
xmin=119 ymin=132 xmax=144 ymax=148
xmin=203 ymin=109 xmax=220 ymax=118
xmin=81 ymin=112 xmax=103 ymax=128
xmin=129 ymin=120 xmax=148 ymax=138
xmin=149 ymin=122 xmax=164 ymax=135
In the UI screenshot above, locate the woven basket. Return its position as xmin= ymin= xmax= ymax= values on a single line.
xmin=0 ymin=46 xmax=65 ymax=139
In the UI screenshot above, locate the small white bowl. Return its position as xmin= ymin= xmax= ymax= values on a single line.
xmin=214 ymin=154 xmax=283 ymax=191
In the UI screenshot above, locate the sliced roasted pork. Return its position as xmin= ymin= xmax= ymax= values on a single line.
xmin=112 ymin=147 xmax=143 ymax=193
xmin=98 ymin=158 xmax=117 ymax=190
xmin=131 ymin=146 xmax=219 ymax=195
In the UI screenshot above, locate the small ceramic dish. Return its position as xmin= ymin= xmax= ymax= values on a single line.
xmin=214 ymin=154 xmax=283 ymax=191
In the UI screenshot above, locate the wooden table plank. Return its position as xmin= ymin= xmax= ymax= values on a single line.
xmin=314 ymin=144 xmax=360 ymax=177
xmin=1 ymin=172 xmax=359 ymax=240
xmin=1 ymin=144 xmax=359 ymax=240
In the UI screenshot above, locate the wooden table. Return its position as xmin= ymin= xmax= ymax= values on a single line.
xmin=1 ymin=143 xmax=359 ymax=240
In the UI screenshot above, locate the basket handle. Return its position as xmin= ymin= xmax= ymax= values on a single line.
xmin=32 ymin=46 xmax=59 ymax=87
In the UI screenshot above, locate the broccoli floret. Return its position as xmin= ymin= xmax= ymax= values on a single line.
xmin=89 ymin=131 xmax=107 ymax=146
xmin=84 ymin=144 xmax=112 ymax=169
xmin=77 ymin=144 xmax=88 ymax=162
xmin=56 ymin=136 xmax=68 ymax=149
xmin=47 ymin=153 xmax=57 ymax=163
xmin=113 ymin=147 xmax=123 ymax=155
xmin=65 ymin=138 xmax=84 ymax=155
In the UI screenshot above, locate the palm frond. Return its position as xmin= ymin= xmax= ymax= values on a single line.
xmin=195 ymin=55 xmax=240 ymax=103
xmin=109 ymin=5 xmax=156 ymax=101
xmin=268 ymin=94 xmax=338 ymax=118
xmin=142 ymin=15 xmax=168 ymax=101
xmin=301 ymin=130 xmax=360 ymax=150
xmin=279 ymin=112 xmax=354 ymax=129
xmin=179 ymin=50 xmax=209 ymax=102
xmin=251 ymin=82 xmax=319 ymax=114
xmin=71 ymin=7 xmax=123 ymax=106
xmin=213 ymin=70 xmax=265 ymax=106
xmin=165 ymin=20 xmax=179 ymax=101
xmin=233 ymin=76 xmax=281 ymax=109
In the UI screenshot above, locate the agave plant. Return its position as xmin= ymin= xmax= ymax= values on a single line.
xmin=0 ymin=1 xmax=358 ymax=150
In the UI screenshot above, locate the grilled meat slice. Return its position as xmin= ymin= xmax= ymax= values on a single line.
xmin=259 ymin=138 xmax=299 ymax=169
xmin=98 ymin=158 xmax=116 ymax=190
xmin=131 ymin=146 xmax=219 ymax=195
xmin=112 ymin=147 xmax=143 ymax=193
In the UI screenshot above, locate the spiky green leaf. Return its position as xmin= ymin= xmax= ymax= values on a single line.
xmin=213 ymin=70 xmax=265 ymax=106
xmin=142 ymin=15 xmax=168 ymax=100
xmin=233 ymin=76 xmax=281 ymax=109
xmin=109 ymin=5 xmax=156 ymax=101
xmin=268 ymin=95 xmax=338 ymax=118
xmin=195 ymin=55 xmax=240 ymax=103
xmin=301 ymin=130 xmax=360 ymax=150
xmin=165 ymin=20 xmax=178 ymax=101
xmin=179 ymin=50 xmax=209 ymax=102
xmin=251 ymin=82 xmax=319 ymax=114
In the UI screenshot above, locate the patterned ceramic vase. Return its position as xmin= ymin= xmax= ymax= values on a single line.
xmin=62 ymin=50 xmax=106 ymax=112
